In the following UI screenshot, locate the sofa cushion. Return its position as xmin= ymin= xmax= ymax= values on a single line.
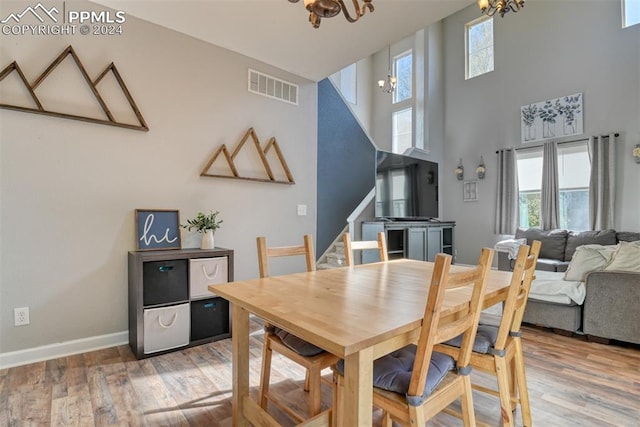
xmin=616 ymin=231 xmax=640 ymax=243
xmin=536 ymin=258 xmax=570 ymax=272
xmin=564 ymin=244 xmax=618 ymax=281
xmin=564 ymin=229 xmax=617 ymax=261
xmin=604 ymin=241 xmax=640 ymax=273
xmin=515 ymin=228 xmax=568 ymax=261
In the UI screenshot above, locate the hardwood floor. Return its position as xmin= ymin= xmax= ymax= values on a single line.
xmin=1 ymin=319 xmax=638 ymax=426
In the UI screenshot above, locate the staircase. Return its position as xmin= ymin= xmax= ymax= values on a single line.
xmin=317 ymin=190 xmax=376 ymax=270
xmin=317 ymin=227 xmax=348 ymax=269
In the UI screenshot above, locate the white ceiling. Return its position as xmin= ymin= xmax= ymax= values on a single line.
xmin=92 ymin=0 xmax=472 ymax=81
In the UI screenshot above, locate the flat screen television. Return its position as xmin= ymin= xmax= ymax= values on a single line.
xmin=374 ymin=150 xmax=439 ymax=220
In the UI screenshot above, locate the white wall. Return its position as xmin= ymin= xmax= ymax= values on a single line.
xmin=442 ymin=0 xmax=640 ymax=264
xmin=0 ymin=1 xmax=317 ymax=354
xmin=329 ymin=56 xmax=374 ymax=137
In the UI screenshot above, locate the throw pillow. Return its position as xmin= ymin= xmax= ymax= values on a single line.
xmin=564 ymin=229 xmax=617 ymax=261
xmin=515 ymin=228 xmax=568 ymax=260
xmin=616 ymin=231 xmax=640 ymax=243
xmin=604 ymin=241 xmax=640 ymax=273
xmin=563 ymin=244 xmax=618 ymax=281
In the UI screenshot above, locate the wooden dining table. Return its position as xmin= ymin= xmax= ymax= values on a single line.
xmin=210 ymin=258 xmax=513 ymax=426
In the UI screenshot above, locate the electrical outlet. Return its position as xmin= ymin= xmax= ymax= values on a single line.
xmin=297 ymin=204 xmax=307 ymax=216
xmin=14 ymin=307 xmax=30 ymax=326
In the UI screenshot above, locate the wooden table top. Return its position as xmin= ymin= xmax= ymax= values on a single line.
xmin=211 ymin=259 xmax=512 ymax=358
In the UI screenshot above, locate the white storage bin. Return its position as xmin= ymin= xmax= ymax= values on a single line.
xmin=143 ymin=303 xmax=190 ymax=354
xmin=189 ymin=257 xmax=228 ymax=298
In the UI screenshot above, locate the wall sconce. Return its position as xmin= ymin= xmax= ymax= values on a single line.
xmin=634 ymin=144 xmax=640 ymax=164
xmin=476 ymin=156 xmax=486 ymax=179
xmin=455 ymin=159 xmax=464 ymax=181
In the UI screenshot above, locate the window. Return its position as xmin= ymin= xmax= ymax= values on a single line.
xmin=516 ymin=143 xmax=591 ymax=231
xmin=466 ymin=16 xmax=494 ymax=79
xmin=392 ymin=108 xmax=412 ymax=154
xmin=623 ymin=0 xmax=640 ymax=27
xmin=393 ymin=51 xmax=412 ymax=104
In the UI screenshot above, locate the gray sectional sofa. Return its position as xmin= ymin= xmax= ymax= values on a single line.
xmin=497 ymin=228 xmax=640 ymax=344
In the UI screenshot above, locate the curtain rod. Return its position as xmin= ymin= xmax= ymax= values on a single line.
xmin=496 ymin=133 xmax=620 ymax=153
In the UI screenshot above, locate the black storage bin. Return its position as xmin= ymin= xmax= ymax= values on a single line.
xmin=143 ymin=260 xmax=188 ymax=306
xmin=190 ymin=297 xmax=230 ymax=341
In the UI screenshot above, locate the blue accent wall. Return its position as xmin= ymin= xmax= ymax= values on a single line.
xmin=317 ymin=78 xmax=376 ymax=256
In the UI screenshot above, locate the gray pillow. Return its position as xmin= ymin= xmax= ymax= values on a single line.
xmin=617 ymin=231 xmax=640 ymax=243
xmin=443 ymin=325 xmax=500 ymax=354
xmin=564 ymin=229 xmax=617 ymax=261
xmin=515 ymin=228 xmax=568 ymax=260
xmin=274 ymin=327 xmax=325 ymax=357
xmin=337 ymin=344 xmax=455 ymax=407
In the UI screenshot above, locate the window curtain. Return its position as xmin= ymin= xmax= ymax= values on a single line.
xmin=588 ymin=134 xmax=616 ymax=230
xmin=494 ymin=149 xmax=519 ymax=235
xmin=541 ymin=141 xmax=560 ymax=230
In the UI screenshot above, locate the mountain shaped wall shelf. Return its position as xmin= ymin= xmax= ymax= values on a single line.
xmin=0 ymin=45 xmax=148 ymax=131
xmin=200 ymin=127 xmax=295 ymax=185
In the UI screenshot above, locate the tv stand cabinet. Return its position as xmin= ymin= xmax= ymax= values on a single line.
xmin=362 ymin=221 xmax=455 ymax=263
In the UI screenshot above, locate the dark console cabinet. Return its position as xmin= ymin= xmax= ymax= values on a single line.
xmin=128 ymin=248 xmax=234 ymax=359
xmin=362 ymin=221 xmax=455 ymax=263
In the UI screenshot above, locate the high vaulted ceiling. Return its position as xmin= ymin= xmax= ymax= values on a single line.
xmin=92 ymin=0 xmax=472 ymax=81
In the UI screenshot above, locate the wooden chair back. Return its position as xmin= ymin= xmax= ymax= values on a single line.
xmin=256 ymin=234 xmax=316 ymax=278
xmin=342 ymin=232 xmax=388 ymax=266
xmin=407 ymin=248 xmax=494 ymax=399
xmin=505 ymin=240 xmax=541 ymax=340
xmin=489 ymin=240 xmax=540 ymax=352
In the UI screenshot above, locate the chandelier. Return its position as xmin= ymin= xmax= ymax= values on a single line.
xmin=478 ymin=0 xmax=524 ymax=17
xmin=289 ymin=0 xmax=374 ymax=29
xmin=378 ymin=46 xmax=397 ymax=94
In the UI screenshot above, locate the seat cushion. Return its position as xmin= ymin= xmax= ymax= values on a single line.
xmin=337 ymin=344 xmax=455 ymax=406
xmin=444 ymin=324 xmax=499 ymax=354
xmin=274 ymin=327 xmax=325 ymax=357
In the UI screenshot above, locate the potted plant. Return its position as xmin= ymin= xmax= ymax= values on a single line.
xmin=181 ymin=210 xmax=223 ymax=249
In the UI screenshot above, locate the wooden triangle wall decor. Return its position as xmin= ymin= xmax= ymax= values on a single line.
xmin=0 ymin=45 xmax=148 ymax=131
xmin=200 ymin=127 xmax=295 ymax=185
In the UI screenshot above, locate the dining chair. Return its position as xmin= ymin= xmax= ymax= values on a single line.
xmin=332 ymin=248 xmax=494 ymax=427
xmin=435 ymin=240 xmax=541 ymax=427
xmin=256 ymin=234 xmax=340 ymax=423
xmin=342 ymin=231 xmax=388 ymax=266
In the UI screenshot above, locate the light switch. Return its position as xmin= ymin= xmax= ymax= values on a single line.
xmin=297 ymin=204 xmax=307 ymax=216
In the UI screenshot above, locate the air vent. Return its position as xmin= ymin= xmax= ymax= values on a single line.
xmin=248 ymin=69 xmax=298 ymax=105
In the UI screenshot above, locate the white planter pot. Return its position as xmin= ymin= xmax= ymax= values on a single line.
xmin=201 ymin=230 xmax=215 ymax=249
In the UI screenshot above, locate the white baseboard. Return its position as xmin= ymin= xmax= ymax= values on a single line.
xmin=0 ymin=331 xmax=128 ymax=369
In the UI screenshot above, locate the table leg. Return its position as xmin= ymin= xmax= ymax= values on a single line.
xmin=232 ymin=304 xmax=250 ymax=427
xmin=342 ymin=346 xmax=374 ymax=426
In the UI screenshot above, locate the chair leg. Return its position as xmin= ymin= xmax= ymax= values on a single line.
xmin=332 ymin=371 xmax=343 ymax=427
xmin=381 ymin=411 xmax=393 ymax=427
xmin=304 ymin=369 xmax=311 ymax=392
xmin=259 ymin=337 xmax=273 ymax=410
xmin=509 ymin=355 xmax=518 ymax=412
xmin=409 ymin=405 xmax=426 ymax=427
xmin=495 ymin=355 xmax=514 ymax=427
xmin=308 ymin=366 xmax=322 ymax=417
xmin=459 ymin=375 xmax=476 ymax=427
xmin=514 ymin=339 xmax=533 ymax=427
